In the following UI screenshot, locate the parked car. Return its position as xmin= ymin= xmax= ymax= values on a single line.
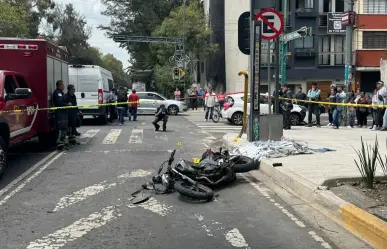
xmin=221 ymin=93 xmax=307 ymax=126
xmin=130 ymin=92 xmax=188 ymax=115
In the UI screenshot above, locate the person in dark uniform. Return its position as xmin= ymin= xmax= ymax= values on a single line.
xmin=281 ymin=84 xmax=293 ymax=130
xmin=152 ymin=104 xmax=168 ymax=132
xmin=65 ymin=84 xmax=80 ymax=146
xmin=52 ymin=80 xmax=71 ymax=150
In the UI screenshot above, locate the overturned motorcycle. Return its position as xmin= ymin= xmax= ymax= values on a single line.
xmin=152 ymin=148 xmax=258 ymax=201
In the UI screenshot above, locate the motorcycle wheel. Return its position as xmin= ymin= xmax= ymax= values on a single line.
xmin=174 ymin=181 xmax=214 ymax=201
xmin=232 ymin=156 xmax=258 ymax=173
xmin=212 ymin=110 xmax=220 ymax=123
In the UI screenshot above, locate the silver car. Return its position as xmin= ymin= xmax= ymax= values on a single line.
xmin=131 ymin=91 xmax=188 ymax=115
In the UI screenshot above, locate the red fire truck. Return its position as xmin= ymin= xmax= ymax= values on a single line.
xmin=0 ymin=37 xmax=69 ymax=177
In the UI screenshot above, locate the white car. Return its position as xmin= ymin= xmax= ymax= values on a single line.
xmin=129 ymin=91 xmax=188 ymax=115
xmin=221 ymin=93 xmax=307 ymax=125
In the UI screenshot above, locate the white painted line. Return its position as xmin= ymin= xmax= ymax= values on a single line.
xmin=101 ymin=129 xmax=122 ymax=144
xmin=308 ymin=231 xmax=332 ymax=249
xmin=129 ymin=197 xmax=172 ymax=216
xmin=154 ymin=132 xmax=168 ymax=142
xmin=117 ymin=169 xmax=153 ymax=179
xmin=53 ymin=181 xmax=117 ymax=212
xmin=27 ymin=206 xmax=121 ymax=249
xmin=0 ymin=152 xmax=63 ymax=206
xmin=0 ymin=151 xmax=58 ymax=198
xmin=53 ymin=169 xmax=152 ymax=212
xmin=129 ymin=129 xmax=143 ymax=143
xmin=224 ymin=228 xmax=250 ymax=248
xmin=79 ymin=129 xmax=100 ymax=144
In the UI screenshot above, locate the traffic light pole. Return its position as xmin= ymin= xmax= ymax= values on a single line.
xmin=248 ymin=0 xmax=255 ymax=141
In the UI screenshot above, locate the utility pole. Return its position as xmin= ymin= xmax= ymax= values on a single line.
xmin=343 ymin=0 xmax=355 ymax=126
xmin=280 ymin=0 xmax=288 ymax=86
xmin=274 ymin=0 xmax=281 ymax=114
xmin=248 ymin=0 xmax=254 ymax=140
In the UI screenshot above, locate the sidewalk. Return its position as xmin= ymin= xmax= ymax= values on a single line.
xmin=223 ymin=126 xmax=387 ymax=249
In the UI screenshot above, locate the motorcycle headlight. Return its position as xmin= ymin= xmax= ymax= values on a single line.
xmin=161 ymin=174 xmax=170 ymax=186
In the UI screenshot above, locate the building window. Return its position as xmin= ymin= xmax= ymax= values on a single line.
xmin=363 ymin=31 xmax=387 ymax=49
xmin=294 ymin=36 xmax=314 ymax=48
xmin=296 ymin=0 xmax=314 ymax=9
xmin=318 ymin=35 xmax=345 ymax=65
xmin=363 ymin=0 xmax=387 ymax=14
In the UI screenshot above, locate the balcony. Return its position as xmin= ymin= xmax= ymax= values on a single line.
xmin=318 ymin=52 xmax=345 ymax=66
xmin=319 ymin=14 xmax=327 ymax=27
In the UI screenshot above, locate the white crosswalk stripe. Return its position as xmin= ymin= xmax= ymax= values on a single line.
xmin=183 ymin=110 xmax=242 ymax=134
xmin=101 ymin=129 xmax=122 ymax=144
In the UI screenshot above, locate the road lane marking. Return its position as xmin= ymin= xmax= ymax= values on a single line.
xmin=0 ymin=152 xmax=63 ymax=206
xmin=53 ymin=181 xmax=117 ymax=212
xmin=27 ymin=206 xmax=121 ymax=249
xmin=154 ymin=131 xmax=168 ymax=142
xmin=129 ymin=129 xmax=143 ymax=143
xmin=224 ymin=228 xmax=250 ymax=248
xmin=101 ymin=129 xmax=122 ymax=144
xmin=243 ymin=175 xmax=332 ymax=247
xmin=53 ymin=169 xmax=152 ymax=212
xmin=0 ymin=151 xmax=59 ymax=198
xmin=79 ymin=129 xmax=100 ymax=144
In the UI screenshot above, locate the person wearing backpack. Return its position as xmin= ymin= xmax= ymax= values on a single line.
xmin=117 ymin=87 xmax=128 ymax=125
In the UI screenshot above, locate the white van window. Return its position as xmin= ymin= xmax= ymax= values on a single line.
xmin=108 ymin=79 xmax=114 ymax=90
xmin=78 ymin=75 xmax=99 ymax=92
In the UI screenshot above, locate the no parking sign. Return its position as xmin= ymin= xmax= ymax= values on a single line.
xmin=255 ymin=9 xmax=284 ymax=40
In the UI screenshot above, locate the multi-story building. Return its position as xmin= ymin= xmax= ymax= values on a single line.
xmin=224 ymin=0 xmax=348 ymax=98
xmin=353 ymin=0 xmax=387 ymax=93
xmin=198 ymin=0 xmax=225 ymax=92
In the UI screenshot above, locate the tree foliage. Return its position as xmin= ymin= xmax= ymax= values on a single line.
xmin=99 ymin=0 xmax=182 ymax=70
xmin=3 ymin=0 xmax=55 ymax=38
xmin=43 ymin=3 xmax=91 ymax=59
xmin=0 ymin=2 xmax=29 ymax=37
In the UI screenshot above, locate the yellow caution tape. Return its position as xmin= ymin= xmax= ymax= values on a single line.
xmin=277 ymin=97 xmax=387 ymax=109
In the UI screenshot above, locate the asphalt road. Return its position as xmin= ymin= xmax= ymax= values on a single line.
xmin=0 ymin=115 xmax=336 ymax=249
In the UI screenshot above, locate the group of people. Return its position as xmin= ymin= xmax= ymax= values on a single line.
xmin=182 ymin=86 xmax=226 ymax=121
xmin=289 ymin=80 xmax=387 ymax=130
xmin=52 ymin=80 xmax=81 ymax=150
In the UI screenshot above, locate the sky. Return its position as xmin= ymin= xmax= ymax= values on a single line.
xmin=53 ymin=0 xmax=131 ymax=69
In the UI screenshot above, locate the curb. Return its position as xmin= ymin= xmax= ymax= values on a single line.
xmin=222 ymin=135 xmax=387 ymax=249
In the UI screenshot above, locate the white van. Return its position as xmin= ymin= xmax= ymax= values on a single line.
xmin=68 ymin=65 xmax=114 ymax=124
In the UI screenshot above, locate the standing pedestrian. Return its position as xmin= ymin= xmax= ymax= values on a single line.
xmin=117 ymin=88 xmax=128 ymax=125
xmin=370 ymin=89 xmax=378 ymax=130
xmin=108 ymin=88 xmax=117 ymax=123
xmin=281 ymin=84 xmax=293 ymax=130
xmin=128 ymin=89 xmax=139 ymax=121
xmin=332 ymin=86 xmax=345 ymax=129
xmin=295 ymin=87 xmax=307 ymax=107
xmin=204 ymin=88 xmax=217 ymax=121
xmin=65 ymin=84 xmax=80 ymax=146
xmin=52 ymin=80 xmax=71 ymax=150
xmin=198 ymin=88 xmax=205 ymax=108
xmin=306 ymin=82 xmax=321 ymax=127
xmin=217 ymin=91 xmax=226 ymax=108
xmin=374 ymin=81 xmax=387 ymax=130
xmin=174 ymin=88 xmax=181 ymax=101
xmin=356 ymin=92 xmax=370 ymax=128
xmin=347 ymin=97 xmax=356 ymax=128
xmin=190 ymin=87 xmax=198 ymax=110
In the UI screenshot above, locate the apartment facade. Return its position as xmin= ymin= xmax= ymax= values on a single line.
xmin=224 ymin=0 xmax=349 ymax=98
xmin=353 ymin=0 xmax=387 ymax=93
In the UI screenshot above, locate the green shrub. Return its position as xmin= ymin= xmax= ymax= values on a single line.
xmin=377 ymin=138 xmax=387 ymax=177
xmin=353 ymin=136 xmax=380 ymax=189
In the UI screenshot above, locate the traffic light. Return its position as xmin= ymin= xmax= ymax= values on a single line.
xmin=173 ymin=67 xmax=180 ymax=81
xmin=179 ymin=68 xmax=185 ymax=79
xmin=238 ymin=11 xmax=250 ymax=55
xmin=297 ymin=27 xmax=312 ymax=37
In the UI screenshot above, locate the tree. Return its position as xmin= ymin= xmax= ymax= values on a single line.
xmin=43 ymin=3 xmax=92 ymax=60
xmin=151 ymin=0 xmax=217 ymax=89
xmin=0 ymin=2 xmax=29 ymax=37
xmin=99 ymin=0 xmax=182 ymax=70
xmin=102 ymin=54 xmax=131 ymax=88
xmin=3 ymin=0 xmax=56 ymax=38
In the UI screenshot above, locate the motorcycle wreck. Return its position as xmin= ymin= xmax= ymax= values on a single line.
xmin=130 ymin=148 xmax=258 ymax=204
